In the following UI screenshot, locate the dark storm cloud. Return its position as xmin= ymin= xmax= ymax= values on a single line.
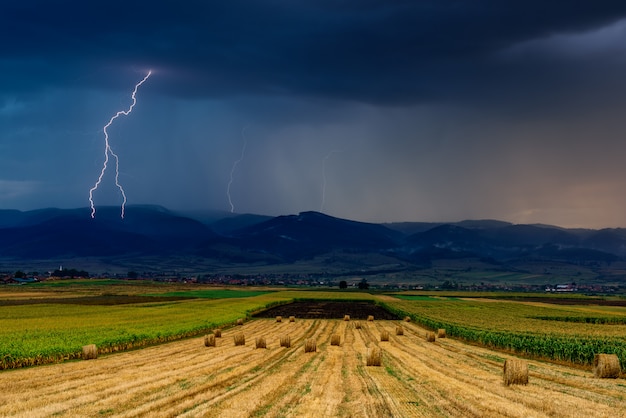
xmin=3 ymin=1 xmax=626 ymax=104
xmin=4 ymin=1 xmax=626 ymax=228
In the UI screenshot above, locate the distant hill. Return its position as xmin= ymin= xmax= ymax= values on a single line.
xmin=402 ymin=222 xmax=622 ymax=262
xmin=384 ymin=219 xmax=511 ymax=235
xmin=174 ymin=209 xmax=239 ymax=226
xmin=1 ymin=206 xmax=626 ymax=279
xmin=0 ymin=206 xmax=216 ymax=258
xmin=224 ymin=211 xmax=403 ymax=261
xmin=209 ymin=213 xmax=273 ymax=235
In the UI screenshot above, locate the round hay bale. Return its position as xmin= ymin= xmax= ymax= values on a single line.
xmin=280 ymin=335 xmax=291 ymax=348
xmin=437 ymin=329 xmax=446 ymax=338
xmin=426 ymin=332 xmax=436 ymax=342
xmin=503 ymin=359 xmax=529 ymax=386
xmin=236 ymin=318 xmax=244 ymax=326
xmin=331 ymin=334 xmax=341 ymax=346
xmin=367 ymin=315 xmax=374 ymax=322
xmin=366 ymin=346 xmax=382 ymax=366
xmin=354 ymin=321 xmax=362 ymax=329
xmin=304 ymin=338 xmax=317 ymax=353
xmin=380 ymin=330 xmax=390 ymax=342
xmin=289 ymin=316 xmax=296 ymax=322
xmin=404 ymin=316 xmax=411 ymax=322
xmin=395 ymin=325 xmax=404 ymax=336
xmin=234 ymin=333 xmax=246 ymax=346
xmin=213 ymin=329 xmax=222 ymax=338
xmin=255 ymin=337 xmax=267 ymax=349
xmin=82 ymin=344 xmax=98 ymax=360
xmin=343 ymin=314 xmax=350 ymax=321
xmin=593 ymin=354 xmax=621 ymax=378
xmin=204 ymin=334 xmax=216 ymax=347
xmin=276 ymin=316 xmax=282 ymax=323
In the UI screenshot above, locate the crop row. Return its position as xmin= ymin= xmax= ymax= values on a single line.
xmin=531 ymin=316 xmax=626 ymax=325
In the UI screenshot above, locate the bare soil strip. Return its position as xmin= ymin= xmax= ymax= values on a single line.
xmin=254 ymin=300 xmax=399 ymax=320
xmin=0 ymin=319 xmax=624 ymax=417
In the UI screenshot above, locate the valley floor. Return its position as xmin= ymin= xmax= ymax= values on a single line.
xmin=0 ymin=319 xmax=624 ymax=417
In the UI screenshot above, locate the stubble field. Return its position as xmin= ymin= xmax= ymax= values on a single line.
xmin=1 ymin=317 xmax=624 ymax=418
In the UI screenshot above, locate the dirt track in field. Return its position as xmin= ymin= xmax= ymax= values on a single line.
xmin=0 ymin=319 xmax=624 ymax=417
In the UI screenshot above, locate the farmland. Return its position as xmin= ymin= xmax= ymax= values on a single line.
xmin=383 ymin=294 xmax=626 ymax=368
xmin=0 ymin=283 xmax=625 ymax=416
xmin=1 ymin=318 xmax=625 ymax=417
xmin=0 ymin=283 xmax=375 ymax=369
xmin=0 ymin=298 xmax=284 ymax=369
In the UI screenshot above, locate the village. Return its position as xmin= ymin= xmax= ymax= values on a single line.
xmin=0 ymin=267 xmax=620 ymax=294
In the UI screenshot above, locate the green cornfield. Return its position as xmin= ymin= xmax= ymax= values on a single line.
xmin=381 ymin=295 xmax=626 ymax=369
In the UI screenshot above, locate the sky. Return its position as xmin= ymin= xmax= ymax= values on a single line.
xmin=3 ymin=1 xmax=626 ymax=228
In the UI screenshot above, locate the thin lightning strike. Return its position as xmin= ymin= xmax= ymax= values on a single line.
xmin=88 ymin=71 xmax=152 ymax=218
xmin=227 ymin=126 xmax=248 ymax=213
xmin=320 ymin=150 xmax=341 ymax=213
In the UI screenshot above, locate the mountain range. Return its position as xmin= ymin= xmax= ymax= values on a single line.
xmin=1 ymin=205 xmax=625 ymax=279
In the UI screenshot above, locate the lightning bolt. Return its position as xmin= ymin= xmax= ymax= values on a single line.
xmin=88 ymin=71 xmax=151 ymax=218
xmin=227 ymin=126 xmax=248 ymax=213
xmin=320 ymin=150 xmax=341 ymax=213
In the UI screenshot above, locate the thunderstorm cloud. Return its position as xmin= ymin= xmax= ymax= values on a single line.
xmin=2 ymin=1 xmax=626 ymax=228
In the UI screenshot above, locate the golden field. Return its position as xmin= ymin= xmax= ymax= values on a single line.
xmin=1 ymin=318 xmax=625 ymax=417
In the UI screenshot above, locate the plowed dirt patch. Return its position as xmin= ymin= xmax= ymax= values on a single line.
xmin=253 ymin=300 xmax=399 ymax=319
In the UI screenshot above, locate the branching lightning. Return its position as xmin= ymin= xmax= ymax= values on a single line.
xmin=227 ymin=126 xmax=248 ymax=213
xmin=88 ymin=71 xmax=152 ymax=218
xmin=320 ymin=150 xmax=341 ymax=213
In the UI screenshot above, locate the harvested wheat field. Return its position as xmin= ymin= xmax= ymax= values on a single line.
xmin=0 ymin=319 xmax=624 ymax=418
